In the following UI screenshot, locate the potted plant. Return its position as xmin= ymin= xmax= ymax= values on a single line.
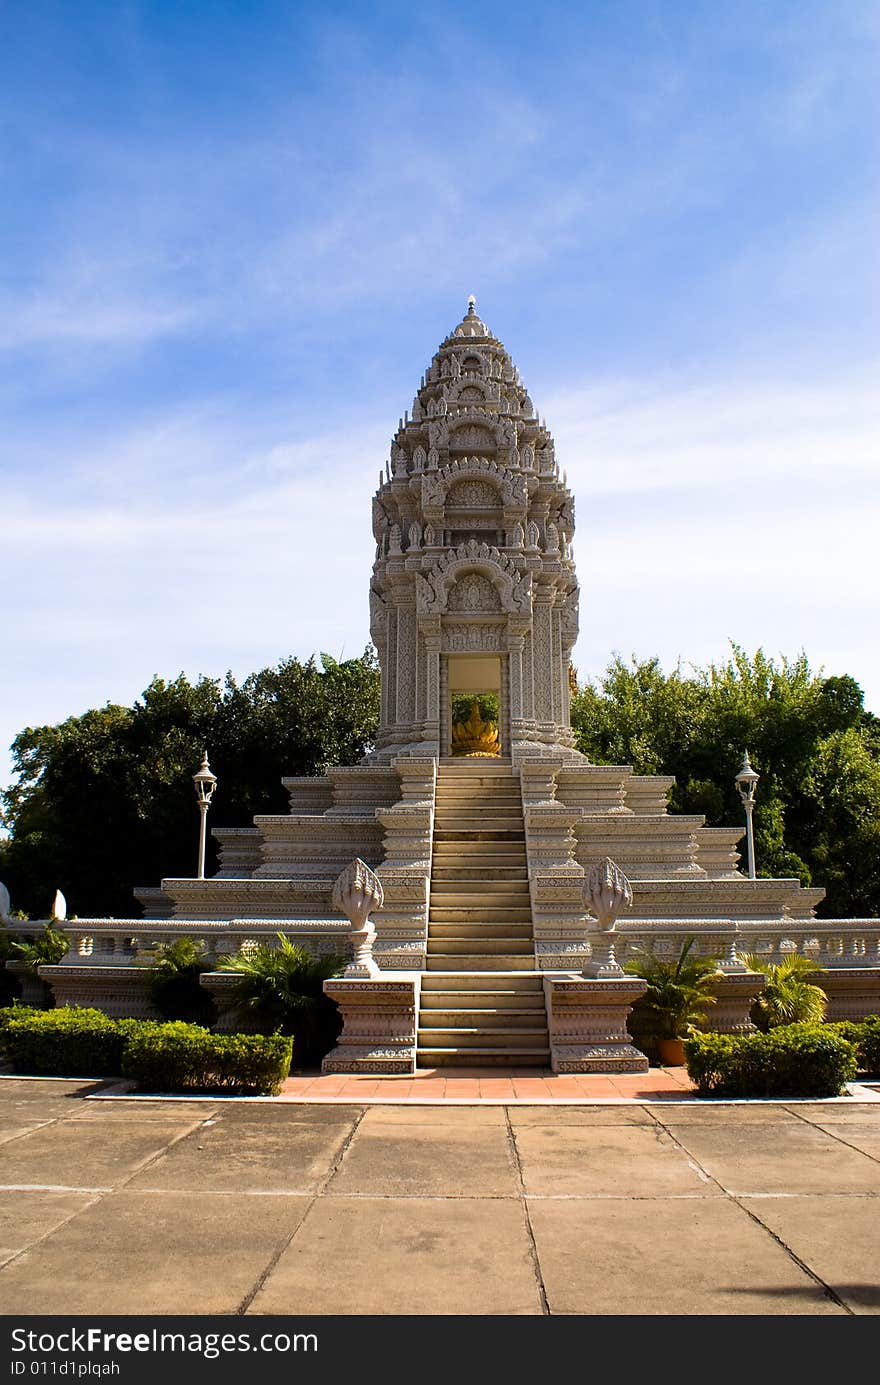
xmin=625 ymin=936 xmax=721 ymax=1065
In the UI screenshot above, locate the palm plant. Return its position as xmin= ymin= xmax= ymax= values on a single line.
xmin=624 ymin=937 xmax=720 ymax=1040
xmin=218 ymin=934 xmax=346 ymax=1066
xmin=9 ymin=923 xmax=69 ymax=1007
xmin=742 ymin=952 xmax=827 ymax=1030
xmin=144 ymin=936 xmax=215 ymax=1024
xmin=10 ymin=923 xmax=69 ymax=972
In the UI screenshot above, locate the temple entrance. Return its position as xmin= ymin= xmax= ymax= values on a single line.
xmin=445 ymin=654 xmax=503 ymax=757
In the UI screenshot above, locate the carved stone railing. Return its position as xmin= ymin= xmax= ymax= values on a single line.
xmin=615 ymin=920 xmax=880 ymax=971
xmin=614 ymin=921 xmax=880 ymax=1023
xmin=372 ymin=755 xmax=437 ymax=970
xmin=519 ymin=759 xmax=589 ymax=971
xmin=2 ymin=918 xmax=350 ymax=972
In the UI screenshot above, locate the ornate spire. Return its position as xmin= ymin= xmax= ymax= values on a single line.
xmin=366 ymin=301 xmax=582 ymax=762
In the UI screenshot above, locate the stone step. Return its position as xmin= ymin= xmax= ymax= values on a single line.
xmin=429 ymin=891 xmax=529 ymax=903
xmin=420 ymin=988 xmax=545 ymax=1006
xmin=434 ymin=782 xmax=517 ymax=790
xmin=435 ymin=792 xmax=523 ymax=803
xmin=431 ymin=867 xmax=529 ymax=882
xmin=437 ymin=764 xmax=514 ymax=775
xmin=417 ymin=1009 xmax=546 ymax=1028
xmin=420 ymin=991 xmax=545 ymax=1010
xmin=425 ymin=954 xmax=536 ymax=971
xmin=427 ymin=923 xmax=533 ymax=940
xmin=417 ymin=1027 xmax=549 ymax=1047
xmin=416 ymin=1049 xmax=549 ymax=1068
xmin=427 ymin=935 xmax=533 ymax=952
xmin=432 ymin=842 xmax=526 ymax=853
xmin=432 ymin=825 xmax=523 ymax=836
xmin=420 ymin=973 xmax=543 ymax=992
xmin=434 ymin=815 xmax=524 ymax=826
xmin=428 ymin=905 xmax=533 ymax=922
xmin=434 ymin=815 xmax=524 ymax=827
xmin=435 ymin=808 xmax=523 ymax=819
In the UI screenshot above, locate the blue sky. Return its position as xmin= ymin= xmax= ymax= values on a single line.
xmin=1 ymin=0 xmax=878 ymax=787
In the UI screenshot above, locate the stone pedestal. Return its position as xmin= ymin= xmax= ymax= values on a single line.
xmin=704 ymin=969 xmax=766 ymax=1035
xmin=4 ymin=961 xmax=49 ymax=1008
xmin=322 ymin=976 xmax=419 ymax=1073
xmin=38 ymin=964 xmax=160 ymax=1019
xmin=817 ymin=968 xmax=880 ymax=1021
xmin=199 ymin=971 xmax=243 ymax=1032
xmin=544 ymin=974 xmax=649 ymax=1073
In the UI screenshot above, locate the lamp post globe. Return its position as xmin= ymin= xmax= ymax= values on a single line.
xmin=192 ymin=750 xmax=218 ymax=881
xmin=735 ymin=750 xmax=760 ymax=881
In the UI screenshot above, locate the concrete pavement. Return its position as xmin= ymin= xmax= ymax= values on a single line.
xmin=1 ymin=1078 xmax=879 ymax=1315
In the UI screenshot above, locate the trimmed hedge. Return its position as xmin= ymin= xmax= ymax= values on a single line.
xmin=121 ymin=1023 xmax=292 ymax=1095
xmin=0 ymin=1007 xmax=130 ymax=1076
xmin=826 ymin=1016 xmax=880 ymax=1075
xmin=0 ymin=1007 xmax=292 ymax=1094
xmin=684 ymin=1024 xmax=858 ymax=1099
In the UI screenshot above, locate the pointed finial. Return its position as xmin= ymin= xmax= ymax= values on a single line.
xmin=467 ymin=294 xmax=476 ymax=314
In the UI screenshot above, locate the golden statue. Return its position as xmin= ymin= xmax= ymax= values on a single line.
xmin=451 ymin=700 xmax=500 ymax=757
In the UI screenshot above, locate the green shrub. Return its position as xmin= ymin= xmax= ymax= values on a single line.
xmin=684 ymin=1023 xmax=857 ymax=1098
xmin=1 ymin=1007 xmax=291 ymax=1093
xmin=826 ymin=1016 xmax=880 ymax=1075
xmin=1 ymin=1006 xmax=128 ymax=1076
xmin=122 ymin=1022 xmax=291 ymax=1095
xmin=218 ymin=935 xmax=344 ymax=1066
xmin=142 ymin=937 xmax=216 ymax=1025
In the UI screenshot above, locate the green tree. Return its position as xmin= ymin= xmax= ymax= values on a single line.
xmin=572 ymin=646 xmax=879 ymax=916
xmin=0 ymin=650 xmax=380 ymax=919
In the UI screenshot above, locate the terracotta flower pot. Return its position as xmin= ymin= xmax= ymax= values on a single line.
xmin=657 ymin=1036 xmax=686 ymax=1067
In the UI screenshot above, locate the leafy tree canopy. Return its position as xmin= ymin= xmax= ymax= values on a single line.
xmin=571 ymin=645 xmax=880 ymax=918
xmin=0 ymin=650 xmax=380 ymax=919
xmin=2 ymin=641 xmax=877 ymax=923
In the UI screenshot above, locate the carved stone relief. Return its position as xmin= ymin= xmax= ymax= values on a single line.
xmin=443 ymin=623 xmax=506 ymax=652
xmin=447 ymin=573 xmax=502 ymax=614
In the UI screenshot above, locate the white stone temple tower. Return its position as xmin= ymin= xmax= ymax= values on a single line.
xmin=368 ymin=297 xmax=581 ymax=762
xmin=30 ymin=297 xmax=879 ymax=1073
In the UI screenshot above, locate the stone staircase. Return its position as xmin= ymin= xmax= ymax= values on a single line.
xmin=417 ymin=759 xmax=550 ymax=1068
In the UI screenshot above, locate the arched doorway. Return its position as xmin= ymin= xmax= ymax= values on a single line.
xmin=444 ymin=654 xmax=504 ymax=757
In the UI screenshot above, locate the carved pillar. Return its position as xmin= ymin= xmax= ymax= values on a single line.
xmin=373 ymin=756 xmax=436 ymax=970
xmin=522 ymin=628 xmax=535 ymax=724
xmin=396 ymin=605 xmax=416 ymax=725
xmin=439 ymin=655 xmax=450 ymax=757
xmin=506 ymin=636 xmax=523 ymax=721
xmin=520 ymin=759 xmax=589 ymax=971
xmin=424 ymin=629 xmax=441 ymax=747
xmin=415 ymin=629 xmax=426 ymax=724
xmin=532 ymin=594 xmax=555 ymax=729
xmin=499 ymin=652 xmax=510 ymax=756
xmin=386 ymin=603 xmax=398 ymax=733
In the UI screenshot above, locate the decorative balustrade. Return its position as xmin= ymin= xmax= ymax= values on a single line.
xmin=2 ymin=917 xmax=351 ymax=970
xmin=614 ymin=920 xmax=880 ymax=970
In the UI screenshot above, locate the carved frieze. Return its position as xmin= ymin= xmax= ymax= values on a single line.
xmin=442 ymin=623 xmax=506 ymax=653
